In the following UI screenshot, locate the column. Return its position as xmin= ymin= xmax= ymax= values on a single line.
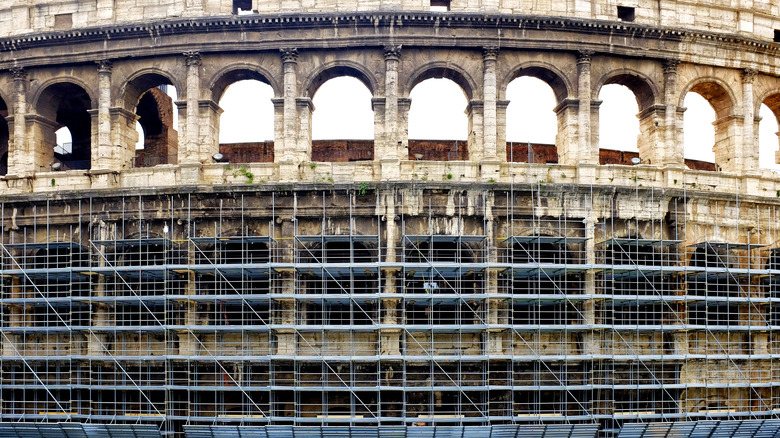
xmin=663 ymin=59 xmax=682 ymax=166
xmin=742 ymin=68 xmax=758 ymax=172
xmin=278 ymin=48 xmax=300 ymax=180
xmin=94 ymin=60 xmax=115 ymax=170
xmin=7 ymin=67 xmax=30 ymax=176
xmin=381 ymin=45 xmax=402 ymax=180
xmin=482 ymin=47 xmax=499 ymax=163
xmin=182 ymin=51 xmax=202 ymax=162
xmin=576 ymin=50 xmax=595 ymax=164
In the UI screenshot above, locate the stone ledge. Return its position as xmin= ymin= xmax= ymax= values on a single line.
xmin=0 ymin=161 xmax=777 ymax=204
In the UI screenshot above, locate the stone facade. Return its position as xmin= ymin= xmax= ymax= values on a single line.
xmin=0 ymin=0 xmax=779 ymax=40
xmin=1 ymin=1 xmax=780 ymax=437
xmin=0 ymin=11 xmax=776 ymax=191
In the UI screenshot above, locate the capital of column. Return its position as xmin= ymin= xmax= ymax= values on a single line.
xmin=9 ymin=67 xmax=26 ymax=81
xmin=183 ymin=51 xmax=202 ymax=67
xmin=742 ymin=68 xmax=758 ymax=84
xmin=482 ymin=46 xmax=499 ymax=62
xmin=383 ymin=45 xmax=401 ymax=61
xmin=96 ymin=59 xmax=113 ymax=74
xmin=280 ymin=48 xmax=299 ymax=63
xmin=662 ymin=58 xmax=680 ymax=74
xmin=576 ymin=50 xmax=594 ymax=65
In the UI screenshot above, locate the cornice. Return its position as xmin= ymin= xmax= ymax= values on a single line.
xmin=0 ymin=11 xmax=773 ymax=55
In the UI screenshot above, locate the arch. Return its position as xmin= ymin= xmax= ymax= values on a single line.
xmin=134 ymin=88 xmax=178 ymax=166
xmin=405 ymin=62 xmax=477 ymax=101
xmin=121 ymin=71 xmax=180 ymax=167
xmin=303 ymin=61 xmax=379 ymax=98
xmin=757 ymin=92 xmax=780 ymax=130
xmin=680 ymin=78 xmax=739 ymax=170
xmin=407 ymin=77 xmax=470 ymax=159
xmin=594 ymin=70 xmax=659 ymax=112
xmin=31 ymin=77 xmax=97 ymax=113
xmin=311 ymin=77 xmax=374 ymax=158
xmin=678 ymin=77 xmax=737 ymax=121
xmin=119 ymin=69 xmax=182 ymax=111
xmin=209 ymin=64 xmax=281 ymax=102
xmin=501 ymin=62 xmax=572 ymax=103
xmin=34 ymin=80 xmax=94 ymax=170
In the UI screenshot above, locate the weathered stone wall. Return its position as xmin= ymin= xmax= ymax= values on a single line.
xmin=0 ymin=0 xmax=778 ymax=40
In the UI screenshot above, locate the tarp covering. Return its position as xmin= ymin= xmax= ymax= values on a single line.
xmin=182 ymin=425 xmax=600 ymax=438
xmin=0 ymin=423 xmax=162 ymax=438
xmin=616 ymin=420 xmax=780 ymax=438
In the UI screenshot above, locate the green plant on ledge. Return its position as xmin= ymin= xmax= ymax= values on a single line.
xmin=358 ymin=181 xmax=371 ymax=195
xmin=232 ymin=166 xmax=254 ymax=184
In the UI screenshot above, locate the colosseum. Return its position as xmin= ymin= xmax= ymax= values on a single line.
xmin=3 ymin=0 xmax=780 ymax=437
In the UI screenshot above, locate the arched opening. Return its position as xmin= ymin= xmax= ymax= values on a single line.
xmin=596 ymin=73 xmax=659 ymax=165
xmin=0 ymin=97 xmax=8 ymax=175
xmin=311 ymin=76 xmax=374 ymax=162
xmin=126 ymin=74 xmax=179 ymax=168
xmin=36 ymin=82 xmax=92 ymax=170
xmin=212 ymin=69 xmax=277 ymax=164
xmin=505 ymin=77 xmax=557 ymax=163
xmin=597 ymin=84 xmax=640 ymax=162
xmin=408 ymin=78 xmax=469 ymax=161
xmin=758 ymin=95 xmax=780 ymax=171
xmin=682 ymin=82 xmax=734 ymax=171
xmin=503 ymin=66 xmax=570 ymax=164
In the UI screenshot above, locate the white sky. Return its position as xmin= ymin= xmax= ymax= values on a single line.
xmin=54 ymin=76 xmax=780 ymax=171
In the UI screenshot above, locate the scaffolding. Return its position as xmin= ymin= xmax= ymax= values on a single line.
xmin=1 ymin=183 xmax=780 ymax=436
